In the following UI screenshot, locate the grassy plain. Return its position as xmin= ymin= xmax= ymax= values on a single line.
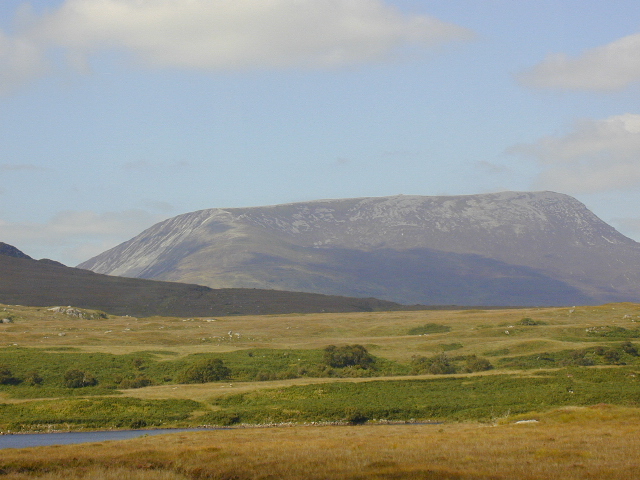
xmin=2 ymin=405 xmax=640 ymax=479
xmin=2 ymin=302 xmax=640 ymax=478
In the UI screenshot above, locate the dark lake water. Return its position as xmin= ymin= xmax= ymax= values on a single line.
xmin=0 ymin=428 xmax=201 ymax=450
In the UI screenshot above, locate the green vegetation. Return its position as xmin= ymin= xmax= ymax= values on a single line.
xmin=407 ymin=323 xmax=451 ymax=335
xmin=0 ymin=346 xmax=407 ymax=399
xmin=3 ymin=302 xmax=640 ymax=432
xmin=63 ymin=369 xmax=98 ymax=388
xmin=323 ymin=344 xmax=374 ymax=369
xmin=0 ymin=397 xmax=199 ymax=431
xmin=586 ymin=325 xmax=640 ymax=337
xmin=202 ymin=367 xmax=640 ymax=426
xmin=178 ymin=358 xmax=231 ymax=383
xmin=519 ymin=317 xmax=546 ymax=326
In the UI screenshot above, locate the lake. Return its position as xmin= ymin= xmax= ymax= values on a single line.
xmin=0 ymin=428 xmax=203 ymax=450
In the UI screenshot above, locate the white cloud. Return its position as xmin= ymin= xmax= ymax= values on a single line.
xmin=0 ymin=209 xmax=165 ymax=265
xmin=508 ymin=114 xmax=640 ymax=194
xmin=518 ymin=33 xmax=640 ymax=91
xmin=0 ymin=30 xmax=47 ymax=94
xmin=0 ymin=0 xmax=473 ymax=92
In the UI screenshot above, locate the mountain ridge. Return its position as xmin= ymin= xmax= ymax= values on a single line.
xmin=78 ymin=191 xmax=640 ymax=306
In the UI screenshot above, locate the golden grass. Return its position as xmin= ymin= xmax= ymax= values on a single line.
xmin=4 ymin=302 xmax=640 ymax=363
xmin=2 ymin=405 xmax=640 ymax=479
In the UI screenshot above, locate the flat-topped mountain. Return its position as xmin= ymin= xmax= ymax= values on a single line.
xmin=78 ymin=191 xmax=640 ymax=306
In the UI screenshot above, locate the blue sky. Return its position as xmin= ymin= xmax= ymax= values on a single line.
xmin=2 ymin=0 xmax=640 ymax=265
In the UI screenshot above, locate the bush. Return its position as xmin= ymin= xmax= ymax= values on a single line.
xmin=411 ymin=353 xmax=456 ymax=375
xmin=519 ymin=318 xmax=546 ymax=326
xmin=621 ymin=341 xmax=639 ymax=356
xmin=63 ymin=369 xmax=98 ymax=388
xmin=25 ymin=371 xmax=43 ymax=386
xmin=179 ymin=358 xmax=231 ymax=384
xmin=323 ymin=345 xmax=375 ymax=369
xmin=602 ymin=349 xmax=622 ymax=365
xmin=407 ymin=323 xmax=451 ymax=335
xmin=119 ymin=375 xmax=153 ymax=389
xmin=343 ymin=407 xmax=368 ymax=425
xmin=0 ymin=365 xmax=20 ymax=385
xmin=464 ymin=355 xmax=493 ymax=372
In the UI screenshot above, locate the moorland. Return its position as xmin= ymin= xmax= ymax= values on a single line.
xmin=1 ymin=302 xmax=640 ymax=479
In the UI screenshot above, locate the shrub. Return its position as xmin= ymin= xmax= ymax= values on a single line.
xmin=63 ymin=369 xmax=98 ymax=388
xmin=343 ymin=407 xmax=368 ymax=425
xmin=179 ymin=358 xmax=231 ymax=384
xmin=119 ymin=375 xmax=153 ymax=389
xmin=407 ymin=323 xmax=451 ymax=335
xmin=25 ymin=370 xmax=43 ymax=386
xmin=519 ymin=318 xmax=546 ymax=326
xmin=464 ymin=355 xmax=493 ymax=372
xmin=0 ymin=365 xmax=20 ymax=385
xmin=621 ymin=341 xmax=639 ymax=356
xmin=323 ymin=345 xmax=374 ymax=369
xmin=602 ymin=349 xmax=622 ymax=365
xmin=561 ymin=350 xmax=595 ymax=367
xmin=411 ymin=353 xmax=456 ymax=375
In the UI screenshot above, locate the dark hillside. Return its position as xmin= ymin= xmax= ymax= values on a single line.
xmin=0 ymin=252 xmax=408 ymax=317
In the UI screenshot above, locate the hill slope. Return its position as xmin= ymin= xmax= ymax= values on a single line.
xmin=0 ymin=248 xmax=406 ymax=317
xmin=78 ymin=191 xmax=640 ymax=306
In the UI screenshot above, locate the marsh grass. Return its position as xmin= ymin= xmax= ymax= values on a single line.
xmin=2 ymin=406 xmax=640 ymax=479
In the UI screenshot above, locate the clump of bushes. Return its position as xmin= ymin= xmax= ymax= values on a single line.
xmin=63 ymin=369 xmax=98 ymax=388
xmin=323 ymin=345 xmax=375 ymax=369
xmin=586 ymin=326 xmax=640 ymax=338
xmin=519 ymin=318 xmax=546 ymax=326
xmin=179 ymin=358 xmax=231 ymax=384
xmin=117 ymin=375 xmax=153 ymax=389
xmin=411 ymin=354 xmax=492 ymax=374
xmin=464 ymin=355 xmax=493 ymax=372
xmin=0 ymin=365 xmax=21 ymax=385
xmin=24 ymin=371 xmax=43 ymax=386
xmin=411 ymin=353 xmax=456 ymax=375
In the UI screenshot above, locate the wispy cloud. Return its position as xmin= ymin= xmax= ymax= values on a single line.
xmin=508 ymin=114 xmax=640 ymax=193
xmin=0 ymin=0 xmax=474 ymax=94
xmin=518 ymin=32 xmax=640 ymax=91
xmin=0 ymin=209 xmax=166 ymax=265
xmin=0 ymin=30 xmax=47 ymax=95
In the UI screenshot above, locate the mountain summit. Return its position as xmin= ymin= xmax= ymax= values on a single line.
xmin=78 ymin=191 xmax=640 ymax=306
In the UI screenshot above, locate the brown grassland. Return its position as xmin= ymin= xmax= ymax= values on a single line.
xmin=1 ymin=405 xmax=640 ymax=479
xmin=2 ymin=302 xmax=640 ymax=478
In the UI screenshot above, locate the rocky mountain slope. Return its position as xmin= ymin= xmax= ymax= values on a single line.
xmin=78 ymin=191 xmax=640 ymax=306
xmin=0 ymin=244 xmax=406 ymax=317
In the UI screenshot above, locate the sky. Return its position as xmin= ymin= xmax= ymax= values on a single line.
xmin=1 ymin=0 xmax=640 ymax=266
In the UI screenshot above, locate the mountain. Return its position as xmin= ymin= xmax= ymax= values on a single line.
xmin=0 ymin=242 xmax=33 ymax=260
xmin=78 ymin=191 xmax=640 ymax=306
xmin=0 ymin=245 xmax=408 ymax=317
